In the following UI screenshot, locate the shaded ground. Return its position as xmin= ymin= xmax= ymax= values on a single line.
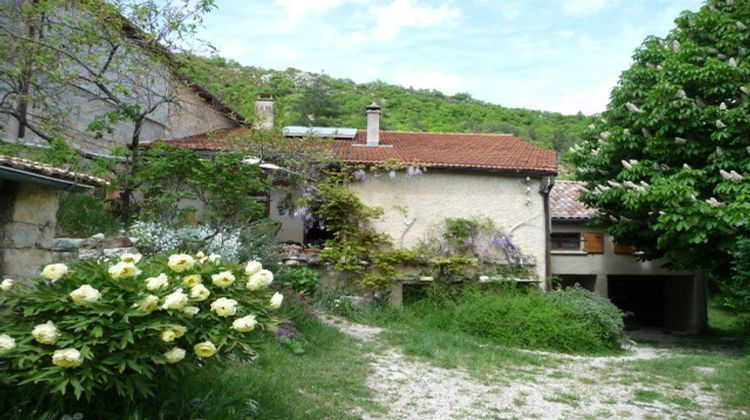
xmin=324 ymin=316 xmax=748 ymax=419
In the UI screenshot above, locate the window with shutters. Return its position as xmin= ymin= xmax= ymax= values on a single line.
xmin=551 ymin=232 xmax=582 ymax=251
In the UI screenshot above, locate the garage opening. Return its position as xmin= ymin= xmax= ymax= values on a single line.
xmin=556 ymin=274 xmax=596 ymax=292
xmin=607 ymin=275 xmax=697 ymax=331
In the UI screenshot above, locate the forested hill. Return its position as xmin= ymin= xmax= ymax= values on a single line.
xmin=183 ymin=55 xmax=592 ymax=152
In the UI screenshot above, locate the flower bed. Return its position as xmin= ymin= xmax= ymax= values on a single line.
xmin=0 ymin=251 xmax=281 ymax=403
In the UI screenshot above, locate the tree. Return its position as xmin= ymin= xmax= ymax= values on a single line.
xmin=569 ymin=0 xmax=750 ymax=280
xmin=0 ymin=0 xmax=217 ymax=221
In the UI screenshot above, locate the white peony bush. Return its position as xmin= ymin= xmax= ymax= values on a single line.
xmin=0 ymin=253 xmax=279 ymax=402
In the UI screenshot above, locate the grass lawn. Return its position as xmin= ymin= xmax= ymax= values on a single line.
xmin=153 ymin=319 xmax=381 ymax=419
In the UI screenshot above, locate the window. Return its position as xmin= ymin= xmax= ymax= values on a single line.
xmin=551 ymin=232 xmax=582 ymax=251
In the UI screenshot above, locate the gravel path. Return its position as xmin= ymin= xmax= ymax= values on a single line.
xmin=323 ymin=316 xmax=745 ymax=419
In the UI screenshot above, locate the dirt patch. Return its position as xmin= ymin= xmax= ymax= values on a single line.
xmin=326 ymin=316 xmax=743 ymax=419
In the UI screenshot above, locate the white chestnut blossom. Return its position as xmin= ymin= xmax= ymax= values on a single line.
xmin=625 ymin=102 xmax=645 ymax=114
xmin=728 ymin=57 xmax=738 ymax=67
xmin=607 ymin=180 xmax=622 ymax=188
xmin=706 ymin=197 xmax=724 ymax=208
xmin=674 ymin=89 xmax=687 ymax=99
xmin=683 ymin=163 xmax=692 ymax=170
xmin=738 ymin=21 xmax=748 ymax=30
xmin=716 ymin=120 xmax=727 ymax=129
xmin=719 ymin=102 xmax=728 ymax=111
xmin=675 ymin=137 xmax=687 ymax=145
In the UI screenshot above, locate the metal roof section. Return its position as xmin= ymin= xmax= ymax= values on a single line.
xmin=283 ymin=126 xmax=357 ymax=139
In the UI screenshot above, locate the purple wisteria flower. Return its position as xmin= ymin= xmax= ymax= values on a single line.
xmin=406 ymin=166 xmax=423 ymax=179
xmin=293 ymin=207 xmax=315 ymax=231
xmin=353 ymin=169 xmax=367 ymax=182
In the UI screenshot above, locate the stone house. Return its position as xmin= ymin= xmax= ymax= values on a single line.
xmin=0 ymin=155 xmax=106 ymax=280
xmin=549 ymin=181 xmax=706 ymax=332
xmin=0 ymin=1 xmax=240 ymax=155
xmin=161 ymin=101 xmax=558 ymax=284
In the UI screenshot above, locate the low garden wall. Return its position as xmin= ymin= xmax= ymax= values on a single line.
xmin=51 ymin=234 xmax=140 ymax=262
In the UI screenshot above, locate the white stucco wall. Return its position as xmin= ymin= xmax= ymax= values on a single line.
xmin=348 ymin=170 xmax=549 ymax=280
xmin=550 ymin=222 xmax=693 ymax=276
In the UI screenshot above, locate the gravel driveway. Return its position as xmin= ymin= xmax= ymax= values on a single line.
xmin=324 ymin=316 xmax=746 ymax=419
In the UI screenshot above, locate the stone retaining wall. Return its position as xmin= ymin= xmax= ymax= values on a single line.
xmin=51 ymin=234 xmax=139 ymax=262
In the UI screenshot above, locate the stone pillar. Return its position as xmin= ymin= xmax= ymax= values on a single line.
xmin=389 ymin=281 xmax=403 ymax=306
xmin=0 ymin=181 xmax=60 ymax=279
xmin=594 ymin=274 xmax=608 ymax=298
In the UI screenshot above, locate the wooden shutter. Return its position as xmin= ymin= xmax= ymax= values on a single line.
xmin=582 ymin=232 xmax=604 ymax=254
xmin=613 ymin=240 xmax=635 ymax=255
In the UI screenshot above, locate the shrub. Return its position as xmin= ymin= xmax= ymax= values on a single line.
xmin=398 ymin=284 xmax=625 ymax=354
xmin=0 ymin=252 xmax=281 ymax=413
xmin=280 ymin=267 xmax=320 ymax=296
xmin=56 ymin=192 xmax=121 ymax=237
xmin=548 ymin=285 xmax=625 ymax=349
xmin=128 ymin=221 xmax=243 ymax=261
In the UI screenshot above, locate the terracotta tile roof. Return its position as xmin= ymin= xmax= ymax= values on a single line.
xmin=155 ymin=128 xmax=558 ymax=174
xmin=550 ymin=181 xmax=596 ymax=220
xmin=0 ymin=155 xmax=108 ymax=187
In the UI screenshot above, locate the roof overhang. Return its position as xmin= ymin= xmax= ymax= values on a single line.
xmin=0 ymin=166 xmax=96 ymax=192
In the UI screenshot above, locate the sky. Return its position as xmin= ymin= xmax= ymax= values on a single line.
xmin=197 ymin=0 xmax=705 ymax=115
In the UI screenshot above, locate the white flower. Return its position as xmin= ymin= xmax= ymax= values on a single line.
xmin=244 ymin=260 xmax=263 ymax=276
xmin=194 ymin=341 xmax=217 ymax=358
xmin=246 ymin=270 xmax=274 ymax=290
xmin=674 ymin=89 xmax=686 ymax=99
xmin=716 ymin=120 xmax=727 ymax=129
xmin=675 ymin=137 xmax=687 ymax=145
xmin=32 ymin=321 xmax=60 ymax=345
xmin=683 ymin=163 xmax=692 ymax=170
xmin=737 ymin=21 xmax=748 ymax=30
xmin=0 ymin=334 xmax=16 ymax=354
xmin=672 ymin=40 xmax=680 ymax=52
xmin=211 ymin=271 xmax=236 ymax=288
xmin=162 ymin=288 xmax=189 ymax=310
xmin=207 ymin=253 xmax=221 ymax=263
xmin=160 ymin=325 xmax=186 ymax=342
xmin=270 ymin=292 xmax=283 ymax=309
xmin=108 ymin=262 xmax=142 ymax=280
xmin=706 ymin=197 xmax=725 ymax=208
xmin=728 ymin=57 xmax=738 ymax=67
xmin=621 ymin=160 xmax=633 ymax=170
xmin=195 ymin=251 xmax=207 ymax=263
xmin=164 ymin=347 xmax=186 ymax=364
xmin=182 ymin=274 xmax=202 ymax=288
xmin=41 ymin=263 xmax=68 ymax=281
xmin=70 ymin=284 xmax=101 ymax=305
xmin=190 ymin=284 xmax=210 ymax=301
xmin=146 ymin=273 xmax=169 ymax=291
xmin=607 ymin=180 xmax=622 ymax=188
xmin=232 ymin=315 xmax=258 ymax=332
xmin=625 ymin=102 xmax=645 ymax=114
xmin=720 ymin=169 xmax=743 ymax=183
xmin=52 ymin=348 xmax=83 ymax=368
xmin=183 ymin=306 xmax=200 ymax=317
xmin=741 ymin=86 xmax=750 ymax=96
xmin=137 ymin=295 xmax=160 ymax=313
xmin=720 ymin=102 xmax=728 ymax=111
xmin=167 ymin=254 xmax=195 ymax=273
xmin=120 ymin=253 xmax=142 ymax=264
xmin=1 ymin=279 xmax=14 ymax=291
xmin=211 ymin=297 xmax=238 ymax=317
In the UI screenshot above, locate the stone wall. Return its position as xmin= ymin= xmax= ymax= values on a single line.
xmin=51 ymin=235 xmax=139 ymax=262
xmin=0 ymin=180 xmax=59 ymax=279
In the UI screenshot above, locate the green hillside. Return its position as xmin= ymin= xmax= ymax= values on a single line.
xmin=183 ymin=55 xmax=592 ymax=152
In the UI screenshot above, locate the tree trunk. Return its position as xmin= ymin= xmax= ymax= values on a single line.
xmin=119 ymin=117 xmax=144 ymax=223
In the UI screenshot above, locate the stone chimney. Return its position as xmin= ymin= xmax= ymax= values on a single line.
xmin=255 ymin=93 xmax=274 ymax=129
xmin=366 ymin=102 xmax=380 ymax=146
